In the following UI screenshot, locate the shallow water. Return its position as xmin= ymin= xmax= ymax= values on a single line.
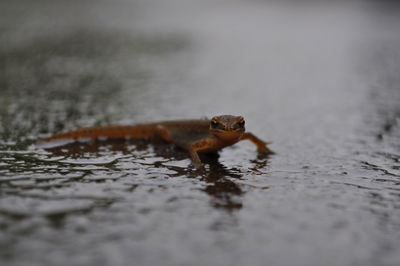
xmin=1 ymin=0 xmax=400 ymax=266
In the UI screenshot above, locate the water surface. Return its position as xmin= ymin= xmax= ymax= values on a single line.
xmin=1 ymin=1 xmax=400 ymax=266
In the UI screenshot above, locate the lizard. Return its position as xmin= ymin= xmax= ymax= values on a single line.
xmin=40 ymin=115 xmax=273 ymax=168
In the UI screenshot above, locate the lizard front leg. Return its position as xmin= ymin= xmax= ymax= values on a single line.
xmin=240 ymin=132 xmax=274 ymax=154
xmin=188 ymin=138 xmax=217 ymax=168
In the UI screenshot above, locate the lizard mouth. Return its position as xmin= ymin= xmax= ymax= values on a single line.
xmin=211 ymin=128 xmax=244 ymax=141
xmin=211 ymin=127 xmax=245 ymax=132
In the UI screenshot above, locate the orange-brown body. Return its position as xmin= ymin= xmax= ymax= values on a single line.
xmin=40 ymin=115 xmax=273 ymax=168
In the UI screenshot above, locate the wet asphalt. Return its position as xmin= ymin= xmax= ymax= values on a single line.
xmin=0 ymin=1 xmax=400 ymax=266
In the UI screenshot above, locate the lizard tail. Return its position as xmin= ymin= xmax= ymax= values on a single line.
xmin=40 ymin=124 xmax=157 ymax=142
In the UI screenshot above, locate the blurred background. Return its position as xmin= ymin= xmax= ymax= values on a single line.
xmin=0 ymin=0 xmax=400 ymax=266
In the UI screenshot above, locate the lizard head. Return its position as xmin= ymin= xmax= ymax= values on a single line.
xmin=209 ymin=115 xmax=245 ymax=142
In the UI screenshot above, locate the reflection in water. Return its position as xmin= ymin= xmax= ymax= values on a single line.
xmin=42 ymin=140 xmax=270 ymax=213
xmin=248 ymin=153 xmax=272 ymax=174
xmin=201 ymin=154 xmax=244 ymax=211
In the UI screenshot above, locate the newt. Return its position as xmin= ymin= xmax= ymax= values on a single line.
xmin=40 ymin=115 xmax=273 ymax=168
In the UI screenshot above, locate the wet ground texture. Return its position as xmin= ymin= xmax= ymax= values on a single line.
xmin=1 ymin=1 xmax=400 ymax=266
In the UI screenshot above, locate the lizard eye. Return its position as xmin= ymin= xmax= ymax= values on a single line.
xmin=211 ymin=120 xmax=225 ymax=130
xmin=234 ymin=120 xmax=245 ymax=129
